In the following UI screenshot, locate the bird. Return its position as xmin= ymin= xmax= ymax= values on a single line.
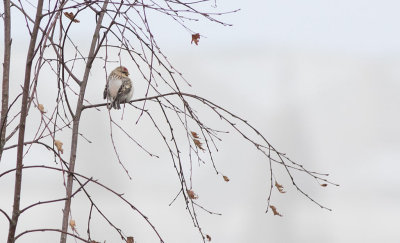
xmin=103 ymin=66 xmax=134 ymax=109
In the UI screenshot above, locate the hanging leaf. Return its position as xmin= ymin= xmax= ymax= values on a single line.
xmin=38 ymin=104 xmax=46 ymax=113
xmin=191 ymin=131 xmax=199 ymax=139
xmin=55 ymin=140 xmax=64 ymax=154
xmin=69 ymin=219 xmax=80 ymax=235
xmin=191 ymin=33 xmax=200 ymax=45
xmin=270 ymin=205 xmax=283 ymax=217
xmin=187 ymin=189 xmax=199 ymax=199
xmin=223 ymin=175 xmax=230 ymax=182
xmin=206 ymin=234 xmax=212 ymax=241
xmin=275 ymin=181 xmax=286 ymax=193
xmin=69 ymin=219 xmax=76 ymax=229
xmin=321 ymin=183 xmax=328 ymax=187
xmin=126 ymin=236 xmax=134 ymax=243
xmin=193 ymin=139 xmax=205 ymax=151
xmin=64 ymin=12 xmax=80 ymax=23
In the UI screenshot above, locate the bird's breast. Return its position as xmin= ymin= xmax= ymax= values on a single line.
xmin=108 ymin=77 xmax=123 ymax=98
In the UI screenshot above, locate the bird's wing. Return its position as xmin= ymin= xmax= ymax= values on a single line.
xmin=103 ymin=85 xmax=108 ymax=99
xmin=115 ymin=77 xmax=132 ymax=101
xmin=104 ymin=73 xmax=113 ymax=99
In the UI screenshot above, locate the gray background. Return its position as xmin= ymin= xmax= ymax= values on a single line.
xmin=1 ymin=0 xmax=399 ymax=242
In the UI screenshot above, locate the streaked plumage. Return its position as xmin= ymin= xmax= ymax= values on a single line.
xmin=103 ymin=66 xmax=134 ymax=109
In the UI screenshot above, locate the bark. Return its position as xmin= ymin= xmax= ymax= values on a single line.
xmin=7 ymin=0 xmax=44 ymax=242
xmin=59 ymin=1 xmax=109 ymax=242
xmin=0 ymin=0 xmax=11 ymax=161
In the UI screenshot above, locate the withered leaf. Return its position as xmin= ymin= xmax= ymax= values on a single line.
xmin=191 ymin=131 xmax=199 ymax=139
xmin=191 ymin=33 xmax=200 ymax=45
xmin=223 ymin=175 xmax=230 ymax=182
xmin=69 ymin=219 xmax=76 ymax=230
xmin=270 ymin=205 xmax=283 ymax=217
xmin=126 ymin=236 xmax=134 ymax=243
xmin=187 ymin=189 xmax=198 ymax=199
xmin=275 ymin=181 xmax=286 ymax=193
xmin=38 ymin=104 xmax=46 ymax=113
xmin=321 ymin=183 xmax=328 ymax=187
xmin=69 ymin=219 xmax=80 ymax=235
xmin=54 ymin=140 xmax=64 ymax=154
xmin=64 ymin=12 xmax=80 ymax=23
xmin=193 ymin=139 xmax=205 ymax=151
xmin=206 ymin=234 xmax=211 ymax=241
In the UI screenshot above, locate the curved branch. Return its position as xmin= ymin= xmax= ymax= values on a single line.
xmin=15 ymin=228 xmax=89 ymax=242
xmin=0 ymin=208 xmax=11 ymax=224
xmin=19 ymin=178 xmax=92 ymax=215
xmin=0 ymin=165 xmax=165 ymax=243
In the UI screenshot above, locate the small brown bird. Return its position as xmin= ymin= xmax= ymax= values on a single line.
xmin=103 ymin=66 xmax=134 ymax=109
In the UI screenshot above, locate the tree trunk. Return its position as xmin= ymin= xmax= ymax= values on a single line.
xmin=0 ymin=0 xmax=12 ymax=161
xmin=7 ymin=0 xmax=44 ymax=242
xmin=59 ymin=1 xmax=109 ymax=242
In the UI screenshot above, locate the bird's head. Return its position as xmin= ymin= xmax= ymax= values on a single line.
xmin=113 ymin=66 xmax=130 ymax=77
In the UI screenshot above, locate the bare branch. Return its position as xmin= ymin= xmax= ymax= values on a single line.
xmin=7 ymin=1 xmax=44 ymax=242
xmin=1 ymin=1 xmax=335 ymax=242
xmin=0 ymin=0 xmax=11 ymax=161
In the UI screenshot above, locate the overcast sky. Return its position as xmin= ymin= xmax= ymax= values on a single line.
xmin=1 ymin=1 xmax=400 ymax=242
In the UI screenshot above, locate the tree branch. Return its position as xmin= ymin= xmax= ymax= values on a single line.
xmin=0 ymin=0 xmax=12 ymax=161
xmin=60 ymin=1 xmax=110 ymax=242
xmin=7 ymin=0 xmax=44 ymax=242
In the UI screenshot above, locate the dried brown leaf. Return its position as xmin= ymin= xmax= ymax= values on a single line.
xmin=69 ymin=219 xmax=80 ymax=235
xmin=187 ymin=189 xmax=198 ymax=199
xmin=206 ymin=234 xmax=211 ymax=241
xmin=270 ymin=205 xmax=283 ymax=217
xmin=321 ymin=183 xmax=328 ymax=187
xmin=193 ymin=139 xmax=204 ymax=151
xmin=54 ymin=140 xmax=64 ymax=154
xmin=223 ymin=175 xmax=230 ymax=182
xmin=126 ymin=236 xmax=134 ymax=243
xmin=64 ymin=12 xmax=80 ymax=23
xmin=275 ymin=181 xmax=286 ymax=193
xmin=191 ymin=131 xmax=199 ymax=139
xmin=69 ymin=219 xmax=76 ymax=230
xmin=38 ymin=104 xmax=46 ymax=113
xmin=191 ymin=33 xmax=200 ymax=45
